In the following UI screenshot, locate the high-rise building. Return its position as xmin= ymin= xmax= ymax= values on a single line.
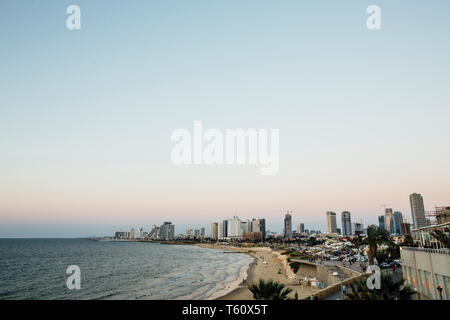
xmin=393 ymin=211 xmax=403 ymax=235
xmin=159 ymin=222 xmax=175 ymax=240
xmin=352 ymin=222 xmax=364 ymax=235
xmin=211 ymin=223 xmax=218 ymax=240
xmin=410 ymin=193 xmax=428 ymax=229
xmin=401 ymin=222 xmax=411 ymax=235
xmin=378 ymin=215 xmax=386 ymax=230
xmin=284 ymin=212 xmax=292 ymax=238
xmin=240 ymin=220 xmax=250 ymax=235
xmin=251 ymin=219 xmax=258 ymax=233
xmin=218 ymin=222 xmax=224 ymax=239
xmin=200 ymin=227 xmax=205 ymax=237
xmin=138 ymin=228 xmax=144 ymax=239
xmin=227 ymin=216 xmax=241 ymax=239
xmin=341 ymin=211 xmax=352 ymax=236
xmin=149 ymin=225 xmax=159 ymax=239
xmin=297 ymin=223 xmax=305 ymax=234
xmin=326 ymin=211 xmax=337 ymax=233
xmin=385 ymin=208 xmax=394 ymax=234
xmin=218 ymin=220 xmax=228 ymax=240
xmin=259 ymin=218 xmax=266 ymax=240
xmin=251 ymin=218 xmax=266 ymax=240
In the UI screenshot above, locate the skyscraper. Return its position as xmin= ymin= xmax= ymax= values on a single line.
xmin=297 ymin=223 xmax=305 ymax=234
xmin=222 ymin=219 xmax=228 ymax=238
xmin=259 ymin=218 xmax=266 ymax=240
xmin=227 ymin=216 xmax=241 ymax=239
xmin=211 ymin=223 xmax=218 ymax=240
xmin=284 ymin=212 xmax=292 ymax=238
xmin=218 ymin=222 xmax=224 ymax=239
xmin=326 ymin=211 xmax=337 ymax=233
xmin=385 ymin=208 xmax=394 ymax=234
xmin=393 ymin=211 xmax=403 ymax=235
xmin=159 ymin=222 xmax=175 ymax=240
xmin=351 ymin=222 xmax=364 ymax=235
xmin=410 ymin=193 xmax=428 ymax=229
xmin=240 ymin=220 xmax=250 ymax=235
xmin=251 ymin=218 xmax=266 ymax=240
xmin=341 ymin=211 xmax=352 ymax=236
xmin=378 ymin=215 xmax=386 ymax=230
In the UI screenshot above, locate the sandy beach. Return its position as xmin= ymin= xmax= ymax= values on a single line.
xmin=194 ymin=244 xmax=318 ymax=300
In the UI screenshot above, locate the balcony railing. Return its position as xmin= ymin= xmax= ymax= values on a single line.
xmin=401 ymin=246 xmax=450 ymax=255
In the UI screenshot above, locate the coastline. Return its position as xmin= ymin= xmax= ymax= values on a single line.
xmin=193 ymin=243 xmax=297 ymax=300
xmin=202 ymin=260 xmax=254 ymax=300
xmin=191 ymin=243 xmax=256 ymax=300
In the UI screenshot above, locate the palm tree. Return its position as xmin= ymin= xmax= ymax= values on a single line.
xmin=350 ymin=236 xmax=363 ymax=249
xmin=248 ymin=279 xmax=292 ymax=300
xmin=430 ymin=229 xmax=450 ymax=248
xmin=364 ymin=225 xmax=390 ymax=265
xmin=345 ymin=273 xmax=415 ymax=300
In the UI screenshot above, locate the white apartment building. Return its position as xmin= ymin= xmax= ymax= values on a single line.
xmin=401 ymin=222 xmax=450 ymax=300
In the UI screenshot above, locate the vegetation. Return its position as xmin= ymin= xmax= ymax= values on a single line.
xmin=248 ymin=279 xmax=292 ymax=300
xmin=430 ymin=229 xmax=450 ymax=248
xmin=401 ymin=234 xmax=416 ymax=247
xmin=350 ymin=236 xmax=363 ymax=249
xmin=386 ymin=239 xmax=401 ymax=260
xmin=363 ymin=225 xmax=391 ymax=265
xmin=289 ymin=261 xmax=302 ymax=273
xmin=375 ymin=250 xmax=389 ymax=263
xmin=345 ymin=273 xmax=415 ymax=300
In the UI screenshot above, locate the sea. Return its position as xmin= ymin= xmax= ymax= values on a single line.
xmin=0 ymin=238 xmax=253 ymax=300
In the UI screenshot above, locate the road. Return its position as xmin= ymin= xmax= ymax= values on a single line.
xmin=322 ymin=262 xmax=404 ymax=300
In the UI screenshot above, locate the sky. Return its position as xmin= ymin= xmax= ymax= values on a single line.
xmin=1 ymin=0 xmax=449 ymax=237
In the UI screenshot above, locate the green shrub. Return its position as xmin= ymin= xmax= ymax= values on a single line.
xmin=289 ymin=261 xmax=301 ymax=273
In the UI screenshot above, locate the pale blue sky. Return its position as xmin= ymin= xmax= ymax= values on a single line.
xmin=1 ymin=1 xmax=449 ymax=237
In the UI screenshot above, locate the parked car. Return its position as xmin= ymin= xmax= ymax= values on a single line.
xmin=393 ymin=260 xmax=402 ymax=267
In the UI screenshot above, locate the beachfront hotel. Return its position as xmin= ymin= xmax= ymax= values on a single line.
xmin=214 ymin=216 xmax=266 ymax=241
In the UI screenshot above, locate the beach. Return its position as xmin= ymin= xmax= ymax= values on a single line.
xmin=194 ymin=244 xmax=318 ymax=300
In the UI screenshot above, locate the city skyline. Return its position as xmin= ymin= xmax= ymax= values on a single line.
xmin=1 ymin=191 xmax=440 ymax=238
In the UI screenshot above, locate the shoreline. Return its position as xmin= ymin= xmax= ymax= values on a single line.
xmin=191 ymin=243 xmax=256 ymax=300
xmin=203 ymin=260 xmax=255 ymax=300
xmin=192 ymin=243 xmax=295 ymax=300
